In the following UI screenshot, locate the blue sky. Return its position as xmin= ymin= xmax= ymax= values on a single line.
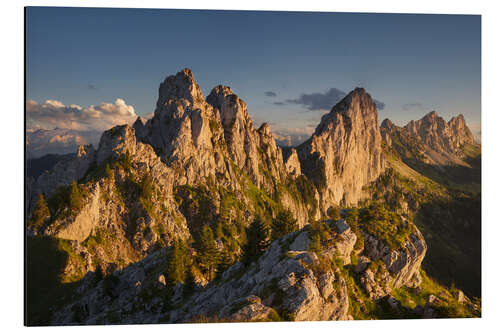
xmin=26 ymin=7 xmax=481 ymax=141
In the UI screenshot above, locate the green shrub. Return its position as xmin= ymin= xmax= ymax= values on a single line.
xmin=327 ymin=205 xmax=341 ymax=220
xmin=358 ymin=202 xmax=412 ymax=250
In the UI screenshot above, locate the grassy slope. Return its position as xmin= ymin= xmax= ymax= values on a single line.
xmin=383 ymin=152 xmax=481 ymax=298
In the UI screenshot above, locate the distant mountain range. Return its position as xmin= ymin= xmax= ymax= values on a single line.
xmin=26 ymin=128 xmax=101 ymax=158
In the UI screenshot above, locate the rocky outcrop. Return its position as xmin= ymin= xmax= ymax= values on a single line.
xmin=50 ymin=218 xmax=430 ymax=324
xmin=178 ymin=231 xmax=351 ymax=322
xmin=297 ymin=88 xmax=386 ymax=209
xmin=357 ymin=227 xmax=427 ymax=300
xmin=381 ymin=111 xmax=479 ymax=167
xmin=134 ymin=69 xmax=228 ymax=187
xmin=282 ymin=148 xmax=302 ymax=178
xmin=51 ymin=229 xmax=354 ymax=325
xmin=206 ymin=85 xmax=288 ymax=192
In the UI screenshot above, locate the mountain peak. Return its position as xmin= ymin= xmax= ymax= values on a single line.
xmin=423 ymin=111 xmax=438 ymax=119
xmin=206 ymin=85 xmax=235 ymax=111
xmin=315 ymin=87 xmax=378 ymax=136
xmin=155 ymin=68 xmax=205 ymax=112
xmin=404 ymin=111 xmax=476 ymax=157
xmin=333 ymin=87 xmax=376 ymax=113
xmin=381 ymin=118 xmax=395 ymax=130
xmin=258 ymin=122 xmax=271 ymax=136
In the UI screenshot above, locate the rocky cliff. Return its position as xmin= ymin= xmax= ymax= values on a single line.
xmin=297 ymin=88 xmax=386 ymax=209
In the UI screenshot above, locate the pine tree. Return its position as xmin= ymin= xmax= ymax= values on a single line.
xmin=196 ymin=225 xmax=219 ymax=280
xmin=271 ymin=209 xmax=298 ymax=240
xmin=69 ymin=181 xmax=83 ymax=212
xmin=243 ymin=216 xmax=271 ymax=265
xmin=166 ymin=239 xmax=188 ymax=285
xmin=216 ymin=250 xmax=233 ymax=279
xmin=29 ymin=193 xmax=50 ymax=229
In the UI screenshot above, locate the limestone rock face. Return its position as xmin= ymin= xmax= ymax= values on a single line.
xmin=297 ymin=88 xmax=386 ymax=209
xmin=283 ymin=148 xmax=302 ymax=178
xmin=32 ymin=124 xmax=190 ymax=276
xmin=135 ymin=69 xmax=227 ymax=186
xmin=206 ymin=85 xmax=288 ymax=192
xmin=358 ymin=227 xmax=427 ymax=299
xmin=27 ymin=69 xmax=313 ymax=283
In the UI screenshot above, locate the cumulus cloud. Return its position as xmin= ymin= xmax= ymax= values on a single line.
xmin=26 ymin=98 xmax=138 ymax=132
xmin=277 ymin=88 xmax=385 ymax=111
xmin=265 ymin=91 xmax=277 ymax=97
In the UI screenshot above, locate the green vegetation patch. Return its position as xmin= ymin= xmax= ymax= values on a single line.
xmin=358 ymin=202 xmax=413 ymax=250
xmin=391 ymin=270 xmax=480 ymax=318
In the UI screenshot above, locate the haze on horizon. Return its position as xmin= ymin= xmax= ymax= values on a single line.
xmin=26 ymin=7 xmax=481 ymax=153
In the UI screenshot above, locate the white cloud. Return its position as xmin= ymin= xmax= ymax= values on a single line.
xmin=26 ymin=98 xmax=138 ymax=132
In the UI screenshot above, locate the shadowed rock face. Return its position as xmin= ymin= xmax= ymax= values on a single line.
xmin=297 ymin=88 xmax=386 ymax=208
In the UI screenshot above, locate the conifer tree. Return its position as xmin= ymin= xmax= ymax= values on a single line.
xmin=29 ymin=193 xmax=50 ymax=229
xmin=69 ymin=181 xmax=83 ymax=212
xmin=216 ymin=249 xmax=233 ymax=279
xmin=196 ymin=224 xmax=219 ymax=280
xmin=271 ymin=209 xmax=298 ymax=240
xmin=243 ymin=216 xmax=271 ymax=265
xmin=166 ymin=239 xmax=188 ymax=285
